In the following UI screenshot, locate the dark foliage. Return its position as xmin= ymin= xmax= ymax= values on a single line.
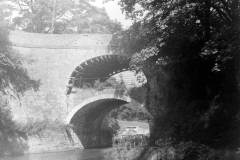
xmin=128 ymin=86 xmax=146 ymax=104
xmin=110 ymin=0 xmax=240 ymax=150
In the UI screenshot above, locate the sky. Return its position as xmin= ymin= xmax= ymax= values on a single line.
xmin=91 ymin=0 xmax=133 ymax=29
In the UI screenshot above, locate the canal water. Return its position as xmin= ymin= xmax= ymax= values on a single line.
xmin=2 ymin=148 xmax=113 ymax=160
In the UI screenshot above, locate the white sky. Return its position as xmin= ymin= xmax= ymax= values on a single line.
xmin=91 ymin=0 xmax=133 ymax=29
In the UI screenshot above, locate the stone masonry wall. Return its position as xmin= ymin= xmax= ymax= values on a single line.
xmin=7 ymin=31 xmax=112 ymax=152
xmin=9 ymin=30 xmax=112 ymax=123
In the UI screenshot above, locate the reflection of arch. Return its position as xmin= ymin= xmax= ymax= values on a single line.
xmin=65 ymin=94 xmax=131 ymax=124
xmin=66 ymin=55 xmax=131 ymax=95
xmin=65 ymin=94 xmax=131 ymax=148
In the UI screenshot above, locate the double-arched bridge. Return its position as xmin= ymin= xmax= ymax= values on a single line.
xmin=65 ymin=54 xmax=137 ymax=148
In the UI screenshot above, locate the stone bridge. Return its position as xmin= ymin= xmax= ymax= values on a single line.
xmin=64 ymin=54 xmax=133 ymax=148
xmin=9 ymin=30 xmax=138 ymax=148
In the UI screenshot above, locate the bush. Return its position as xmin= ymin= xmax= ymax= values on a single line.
xmin=104 ymin=147 xmax=144 ymax=160
xmin=0 ymin=96 xmax=28 ymax=156
xmin=0 ymin=23 xmax=39 ymax=156
xmin=175 ymin=141 xmax=240 ymax=160
xmin=137 ymin=140 xmax=240 ymax=160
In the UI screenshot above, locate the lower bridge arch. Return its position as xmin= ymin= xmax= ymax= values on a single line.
xmin=65 ymin=94 xmax=131 ymax=148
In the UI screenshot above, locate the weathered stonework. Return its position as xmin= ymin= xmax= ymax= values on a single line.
xmin=9 ymin=30 xmax=112 ymax=123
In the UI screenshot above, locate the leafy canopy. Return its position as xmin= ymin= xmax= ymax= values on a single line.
xmin=110 ymin=0 xmax=240 ymax=149
xmin=2 ymin=0 xmax=121 ymax=33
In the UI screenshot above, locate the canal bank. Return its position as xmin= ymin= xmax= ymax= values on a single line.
xmin=24 ymin=120 xmax=149 ymax=154
xmin=24 ymin=128 xmax=82 ymax=154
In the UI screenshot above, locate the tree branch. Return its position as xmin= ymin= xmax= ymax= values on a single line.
xmin=17 ymin=0 xmax=23 ymax=10
xmin=211 ymin=5 xmax=232 ymax=24
xmin=219 ymin=0 xmax=231 ymax=14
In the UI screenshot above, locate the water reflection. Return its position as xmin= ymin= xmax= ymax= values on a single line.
xmin=2 ymin=148 xmax=112 ymax=160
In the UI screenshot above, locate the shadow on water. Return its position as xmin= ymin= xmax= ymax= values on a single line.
xmin=1 ymin=148 xmax=113 ymax=160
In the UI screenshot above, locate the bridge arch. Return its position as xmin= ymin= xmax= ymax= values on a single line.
xmin=65 ymin=94 xmax=131 ymax=148
xmin=65 ymin=94 xmax=131 ymax=124
xmin=66 ymin=54 xmax=131 ymax=95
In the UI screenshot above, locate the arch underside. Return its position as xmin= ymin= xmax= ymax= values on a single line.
xmin=70 ymin=98 xmax=128 ymax=148
xmin=67 ymin=55 xmax=130 ymax=95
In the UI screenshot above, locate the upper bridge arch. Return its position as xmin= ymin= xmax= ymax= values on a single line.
xmin=66 ymin=54 xmax=131 ymax=95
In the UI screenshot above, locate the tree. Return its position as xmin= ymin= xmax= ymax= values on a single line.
xmin=110 ymin=0 xmax=240 ymax=151
xmin=0 ymin=24 xmax=39 ymax=155
xmin=7 ymin=0 xmax=121 ymax=34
